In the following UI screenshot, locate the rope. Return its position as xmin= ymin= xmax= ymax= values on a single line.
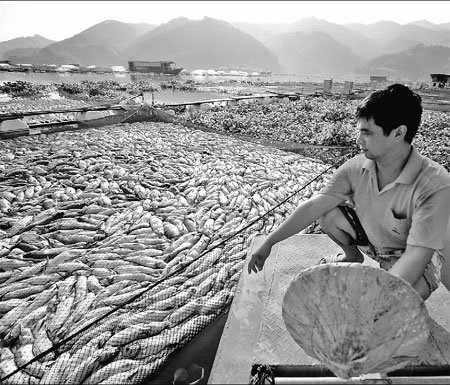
xmin=118 ymin=93 xmax=146 ymax=124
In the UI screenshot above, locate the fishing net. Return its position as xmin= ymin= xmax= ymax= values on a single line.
xmin=282 ymin=263 xmax=431 ymax=379
xmin=0 ymin=119 xmax=354 ymax=384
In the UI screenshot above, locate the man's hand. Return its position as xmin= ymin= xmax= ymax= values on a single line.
xmin=247 ymin=194 xmax=344 ymax=275
xmin=389 ymin=244 xmax=434 ymax=287
xmin=248 ymin=242 xmax=272 ymax=274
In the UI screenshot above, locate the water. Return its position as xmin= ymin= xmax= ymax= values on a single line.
xmin=0 ymin=71 xmax=371 ymax=104
xmin=0 ymin=71 xmax=360 ymax=85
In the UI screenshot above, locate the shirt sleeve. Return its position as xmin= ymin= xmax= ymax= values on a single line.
xmin=316 ymin=157 xmax=357 ymax=201
xmin=407 ymin=186 xmax=450 ymax=250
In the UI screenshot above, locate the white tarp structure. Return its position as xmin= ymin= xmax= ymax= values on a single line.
xmin=111 ymin=66 xmax=126 ymax=72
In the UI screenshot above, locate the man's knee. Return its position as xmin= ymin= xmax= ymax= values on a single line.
xmin=441 ymin=255 xmax=450 ymax=292
xmin=319 ymin=206 xmax=357 ymax=243
xmin=319 ymin=207 xmax=343 ymax=231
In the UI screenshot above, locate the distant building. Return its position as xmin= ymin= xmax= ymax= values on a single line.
xmin=369 ymin=75 xmax=388 ymax=90
xmin=370 ymin=75 xmax=388 ymax=82
xmin=430 ymin=73 xmax=450 ymax=88
xmin=323 ymin=79 xmax=333 ymax=93
xmin=128 ymin=61 xmax=183 ymax=75
xmin=343 ymin=81 xmax=354 ymax=95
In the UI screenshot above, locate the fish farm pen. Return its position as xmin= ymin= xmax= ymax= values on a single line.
xmin=0 ymin=89 xmax=449 ymax=384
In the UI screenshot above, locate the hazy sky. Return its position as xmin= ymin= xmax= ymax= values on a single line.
xmin=1 ymin=1 xmax=450 ymax=42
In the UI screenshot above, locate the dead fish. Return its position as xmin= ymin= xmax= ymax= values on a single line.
xmin=106 ymin=320 xmax=169 ymax=347
xmin=94 ymin=280 xmax=131 ymax=303
xmin=14 ymin=334 xmax=48 ymax=378
xmin=100 ymin=286 xmax=147 ymax=307
xmin=124 ymin=255 xmax=166 ymax=269
xmin=73 ymin=275 xmax=88 ymax=304
xmin=1 ymin=191 xmax=16 ymax=203
xmin=39 ymin=351 xmax=72 ymax=384
xmin=127 ymin=355 xmax=167 ymax=383
xmin=32 ymin=319 xmax=54 ymax=361
xmin=111 ymin=272 xmax=158 ymax=284
xmin=0 ymin=257 xmax=32 ymax=270
xmin=58 ymin=292 xmax=96 ymax=336
xmin=5 ymin=215 xmax=34 ymax=237
xmin=0 ymin=298 xmax=28 ymax=314
xmin=46 ymin=295 xmax=75 ymax=341
xmin=0 ymin=346 xmax=35 ymax=384
xmin=195 ymin=272 xmax=219 ymax=297
xmin=19 ymin=274 xmax=61 ymax=287
xmin=2 ymin=284 xmax=48 ymax=300
xmin=44 ymin=248 xmax=86 ymax=269
xmin=199 ymin=289 xmax=231 ymax=315
xmin=121 ymin=333 xmax=169 ymax=360
xmin=86 ymin=274 xmax=103 ymax=293
xmin=168 ymin=298 xmax=201 ymax=325
xmin=62 ymin=354 xmax=101 ymax=385
xmin=184 ymin=248 xmax=222 ymax=275
xmin=19 ymin=305 xmax=48 ymax=329
xmin=163 ymin=221 xmax=180 ymax=239
xmin=119 ymin=309 xmax=170 ymax=328
xmin=131 ymin=285 xmax=178 ymax=309
xmin=82 ymin=359 xmax=139 ymax=385
xmin=114 ymin=264 xmax=159 ymax=277
xmin=149 ymin=216 xmax=165 ymax=236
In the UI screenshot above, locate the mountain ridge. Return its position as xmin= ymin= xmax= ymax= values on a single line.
xmin=0 ymin=34 xmax=55 ymax=60
xmin=2 ymin=17 xmax=449 ymax=81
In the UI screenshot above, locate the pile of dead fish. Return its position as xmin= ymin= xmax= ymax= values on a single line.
xmin=0 ymin=121 xmax=334 ymax=384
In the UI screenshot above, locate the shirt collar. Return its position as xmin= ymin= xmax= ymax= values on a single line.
xmin=362 ymin=146 xmax=423 ymax=185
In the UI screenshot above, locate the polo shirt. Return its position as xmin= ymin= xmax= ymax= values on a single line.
xmin=317 ymin=146 xmax=450 ymax=254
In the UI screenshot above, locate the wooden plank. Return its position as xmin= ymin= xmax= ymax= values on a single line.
xmin=209 ymin=234 xmax=450 ymax=384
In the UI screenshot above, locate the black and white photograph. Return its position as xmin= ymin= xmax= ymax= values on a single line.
xmin=1 ymin=1 xmax=450 ymax=384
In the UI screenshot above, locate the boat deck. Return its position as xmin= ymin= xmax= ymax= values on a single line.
xmin=209 ymin=234 xmax=450 ymax=384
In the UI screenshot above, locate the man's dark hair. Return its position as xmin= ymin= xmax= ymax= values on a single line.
xmin=356 ymin=84 xmax=422 ymax=143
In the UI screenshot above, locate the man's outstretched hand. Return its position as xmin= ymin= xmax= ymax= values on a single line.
xmin=248 ymin=242 xmax=272 ymax=274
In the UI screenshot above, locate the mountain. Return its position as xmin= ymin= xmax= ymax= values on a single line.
xmin=126 ymin=17 xmax=282 ymax=72
xmin=345 ymin=20 xmax=450 ymax=48
xmin=3 ymin=17 xmax=450 ymax=80
xmin=356 ymin=44 xmax=450 ymax=81
xmin=406 ymin=20 xmax=445 ymax=30
xmin=3 ymin=47 xmax=43 ymax=61
xmin=233 ymin=18 xmax=382 ymax=60
xmin=284 ymin=18 xmax=381 ymax=60
xmin=0 ymin=34 xmax=54 ymax=60
xmin=8 ymin=46 xmax=73 ymax=66
xmin=346 ymin=20 xmax=406 ymax=41
xmin=6 ymin=20 xmax=156 ymax=66
xmin=267 ymin=31 xmax=362 ymax=77
xmin=381 ymin=36 xmax=420 ymax=55
xmin=231 ymin=22 xmax=291 ymax=43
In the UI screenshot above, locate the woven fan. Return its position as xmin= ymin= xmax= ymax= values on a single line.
xmin=282 ymin=263 xmax=430 ymax=379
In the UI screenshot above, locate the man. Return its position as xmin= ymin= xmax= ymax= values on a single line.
xmin=248 ymin=84 xmax=450 ymax=300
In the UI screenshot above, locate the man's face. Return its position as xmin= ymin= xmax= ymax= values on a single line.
xmin=356 ymin=117 xmax=395 ymax=160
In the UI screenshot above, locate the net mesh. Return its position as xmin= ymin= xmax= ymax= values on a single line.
xmin=0 ymin=117 xmax=354 ymax=384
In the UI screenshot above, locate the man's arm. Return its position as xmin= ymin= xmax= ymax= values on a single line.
xmin=395 ymin=186 xmax=450 ymax=290
xmin=248 ymin=193 xmax=344 ymax=274
xmin=265 ymin=193 xmax=344 ymax=247
xmin=389 ymin=244 xmax=434 ymax=287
